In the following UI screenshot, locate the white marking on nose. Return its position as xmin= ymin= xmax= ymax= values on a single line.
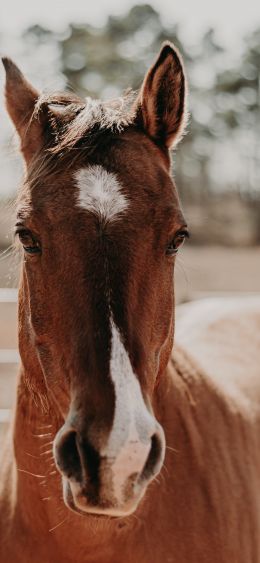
xmin=74 ymin=165 xmax=128 ymax=222
xmin=102 ymin=320 xmax=156 ymax=504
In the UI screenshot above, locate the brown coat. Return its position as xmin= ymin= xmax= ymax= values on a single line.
xmin=1 ymin=297 xmax=259 ymax=563
xmin=1 ymin=42 xmax=259 ymax=563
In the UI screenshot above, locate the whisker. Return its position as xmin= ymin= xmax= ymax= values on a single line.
xmin=162 ymin=463 xmax=170 ymax=477
xmin=49 ymin=517 xmax=68 ymax=533
xmin=0 ymin=245 xmax=15 ymax=262
xmin=18 ymin=468 xmax=45 ymax=478
xmin=40 ymin=449 xmax=53 ymax=456
xmin=43 ymin=459 xmax=55 ymax=467
xmin=25 ymin=452 xmax=40 ymax=459
xmin=157 ymin=469 xmax=166 ymax=485
xmin=43 ymin=458 xmax=54 ymax=466
xmin=39 ymin=441 xmax=53 ymax=450
xmin=32 ymin=433 xmax=53 ymax=438
xmin=166 ymin=445 xmax=179 ymax=453
xmin=131 ymin=513 xmax=142 ymax=525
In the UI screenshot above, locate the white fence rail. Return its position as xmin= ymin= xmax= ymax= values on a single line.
xmin=0 ymin=289 xmax=19 ymax=434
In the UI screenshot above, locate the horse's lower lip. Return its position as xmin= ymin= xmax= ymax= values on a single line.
xmin=62 ymin=478 xmax=141 ymax=518
xmin=63 ymin=479 xmax=87 ymax=516
xmin=63 ymin=480 xmax=112 ymax=518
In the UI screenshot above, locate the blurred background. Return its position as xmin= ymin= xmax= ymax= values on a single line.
xmin=0 ymin=0 xmax=259 ymax=429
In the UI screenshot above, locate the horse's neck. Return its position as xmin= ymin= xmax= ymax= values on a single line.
xmin=1 ymin=347 xmax=216 ymax=562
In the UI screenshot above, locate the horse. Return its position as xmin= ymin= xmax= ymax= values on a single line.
xmin=0 ymin=42 xmax=260 ymax=563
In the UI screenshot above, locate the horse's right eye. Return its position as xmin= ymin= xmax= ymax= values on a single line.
xmin=16 ymin=229 xmax=41 ymax=254
xmin=166 ymin=229 xmax=189 ymax=257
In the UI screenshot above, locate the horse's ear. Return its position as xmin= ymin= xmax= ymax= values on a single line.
xmin=136 ymin=42 xmax=187 ymax=148
xmin=2 ymin=58 xmax=47 ymax=165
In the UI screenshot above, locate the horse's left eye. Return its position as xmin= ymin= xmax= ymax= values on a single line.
xmin=16 ymin=229 xmax=41 ymax=254
xmin=166 ymin=231 xmax=188 ymax=256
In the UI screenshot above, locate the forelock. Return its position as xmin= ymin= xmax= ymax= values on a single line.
xmin=32 ymin=89 xmax=137 ymax=156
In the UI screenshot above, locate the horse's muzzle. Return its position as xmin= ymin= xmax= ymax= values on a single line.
xmin=53 ymin=419 xmax=165 ymax=517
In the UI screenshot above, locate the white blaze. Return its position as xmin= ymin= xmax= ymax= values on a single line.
xmin=73 ymin=165 xmax=161 ymax=506
xmin=103 ymin=320 xmax=156 ymax=504
xmin=74 ymin=165 xmax=128 ymax=222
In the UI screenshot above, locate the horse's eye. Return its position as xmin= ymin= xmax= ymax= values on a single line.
xmin=16 ymin=229 xmax=41 ymax=255
xmin=166 ymin=230 xmax=189 ymax=256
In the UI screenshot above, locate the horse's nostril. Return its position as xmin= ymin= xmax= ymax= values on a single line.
xmin=55 ymin=430 xmax=82 ymax=481
xmin=140 ymin=432 xmax=164 ymax=482
xmin=55 ymin=428 xmax=101 ymax=492
xmin=77 ymin=437 xmax=100 ymax=487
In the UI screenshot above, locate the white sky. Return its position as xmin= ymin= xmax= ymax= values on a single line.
xmin=0 ymin=0 xmax=259 ymax=50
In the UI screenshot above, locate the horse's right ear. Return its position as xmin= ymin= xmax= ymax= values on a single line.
xmin=135 ymin=42 xmax=187 ymax=149
xmin=2 ymin=58 xmax=46 ymax=165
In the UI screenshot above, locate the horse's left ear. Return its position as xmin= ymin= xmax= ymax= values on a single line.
xmin=136 ymin=42 xmax=187 ymax=148
xmin=2 ymin=57 xmax=47 ymax=165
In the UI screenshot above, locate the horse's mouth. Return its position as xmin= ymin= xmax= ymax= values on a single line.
xmin=62 ymin=477 xmax=143 ymax=519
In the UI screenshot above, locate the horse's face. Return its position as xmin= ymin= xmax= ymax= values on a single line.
xmin=3 ymin=43 xmax=188 ymax=517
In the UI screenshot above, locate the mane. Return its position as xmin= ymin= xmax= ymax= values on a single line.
xmin=33 ymin=89 xmax=137 ymax=156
